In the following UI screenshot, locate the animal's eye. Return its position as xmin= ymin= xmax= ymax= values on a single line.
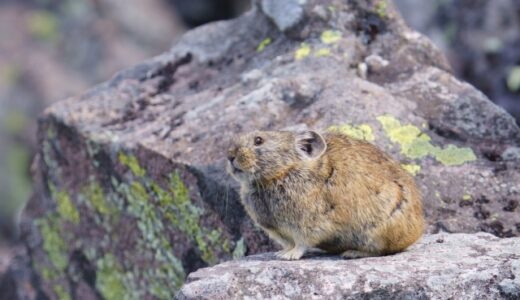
xmin=254 ymin=136 xmax=264 ymax=146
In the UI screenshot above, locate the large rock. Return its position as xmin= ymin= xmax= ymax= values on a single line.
xmin=177 ymin=232 xmax=520 ymax=299
xmin=394 ymin=0 xmax=520 ymax=122
xmin=18 ymin=0 xmax=520 ymax=299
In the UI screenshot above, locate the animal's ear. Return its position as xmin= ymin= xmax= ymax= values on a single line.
xmin=295 ymin=131 xmax=327 ymax=160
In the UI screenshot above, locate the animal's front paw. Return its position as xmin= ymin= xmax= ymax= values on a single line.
xmin=277 ymin=246 xmax=306 ymax=260
xmin=275 ymin=248 xmax=291 ymax=258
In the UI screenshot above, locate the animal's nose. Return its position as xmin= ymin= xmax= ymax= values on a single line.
xmin=228 ymin=146 xmax=237 ymax=163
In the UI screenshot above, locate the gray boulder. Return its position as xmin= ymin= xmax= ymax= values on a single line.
xmin=17 ymin=0 xmax=520 ymax=299
xmin=177 ymin=233 xmax=520 ymax=299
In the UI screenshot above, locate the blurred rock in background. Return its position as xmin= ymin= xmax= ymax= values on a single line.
xmin=0 ymin=0 xmax=252 ymax=246
xmin=395 ymin=0 xmax=520 ymax=122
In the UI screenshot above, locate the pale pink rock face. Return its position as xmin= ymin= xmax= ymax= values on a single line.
xmin=178 ymin=233 xmax=520 ymax=299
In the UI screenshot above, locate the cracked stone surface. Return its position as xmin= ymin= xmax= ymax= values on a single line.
xmin=177 ymin=233 xmax=520 ymax=299
xmin=10 ymin=0 xmax=520 ymax=299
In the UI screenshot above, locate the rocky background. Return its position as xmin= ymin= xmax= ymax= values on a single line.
xmin=0 ymin=0 xmax=247 ymax=296
xmin=0 ymin=0 xmax=519 ymax=299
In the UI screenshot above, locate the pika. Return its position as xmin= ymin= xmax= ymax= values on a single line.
xmin=227 ymin=130 xmax=425 ymax=260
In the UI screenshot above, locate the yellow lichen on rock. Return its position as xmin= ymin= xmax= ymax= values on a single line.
xmin=329 ymin=123 xmax=375 ymax=141
xmin=257 ymin=38 xmax=272 ymax=52
xmin=377 ymin=115 xmax=477 ymax=166
xmin=321 ymin=30 xmax=342 ymax=44
xmin=401 ymin=164 xmax=421 ymax=176
xmin=315 ymin=48 xmax=331 ymax=57
xmin=295 ymin=43 xmax=311 ymax=60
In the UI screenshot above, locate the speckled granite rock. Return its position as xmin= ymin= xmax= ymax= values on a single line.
xmin=177 ymin=233 xmax=520 ymax=299
xmin=15 ymin=0 xmax=520 ymax=299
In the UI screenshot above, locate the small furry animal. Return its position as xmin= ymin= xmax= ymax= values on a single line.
xmin=227 ymin=130 xmax=424 ymax=260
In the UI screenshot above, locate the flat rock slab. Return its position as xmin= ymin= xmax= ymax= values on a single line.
xmin=177 ymin=233 xmax=520 ymax=300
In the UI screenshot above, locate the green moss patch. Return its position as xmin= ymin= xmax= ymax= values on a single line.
xmin=38 ymin=217 xmax=68 ymax=272
xmin=0 ymin=64 xmax=22 ymax=86
xmin=374 ymin=0 xmax=387 ymax=19
xmin=3 ymin=110 xmax=28 ymax=135
xmin=4 ymin=141 xmax=31 ymax=214
xmin=117 ymin=177 xmax=186 ymax=297
xmin=119 ymin=152 xmax=146 ymax=177
xmin=27 ymin=10 xmax=59 ymax=41
xmin=232 ymin=237 xmax=247 ymax=259
xmin=83 ymin=181 xmax=113 ymax=215
xmin=152 ymin=173 xmax=231 ymax=266
xmin=96 ymin=254 xmax=130 ymax=300
xmin=38 ymin=148 xmax=235 ymax=297
xmin=49 ymin=184 xmax=80 ymax=224
xmin=53 ymin=284 xmax=71 ymax=300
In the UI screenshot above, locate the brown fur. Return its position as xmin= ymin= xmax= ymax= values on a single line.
xmin=227 ymin=130 xmax=425 ymax=260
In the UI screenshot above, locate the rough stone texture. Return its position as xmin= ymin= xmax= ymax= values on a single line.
xmin=261 ymin=0 xmax=306 ymax=32
xmin=0 ymin=246 xmax=44 ymax=300
xmin=177 ymin=232 xmax=520 ymax=299
xmin=15 ymin=0 xmax=520 ymax=299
